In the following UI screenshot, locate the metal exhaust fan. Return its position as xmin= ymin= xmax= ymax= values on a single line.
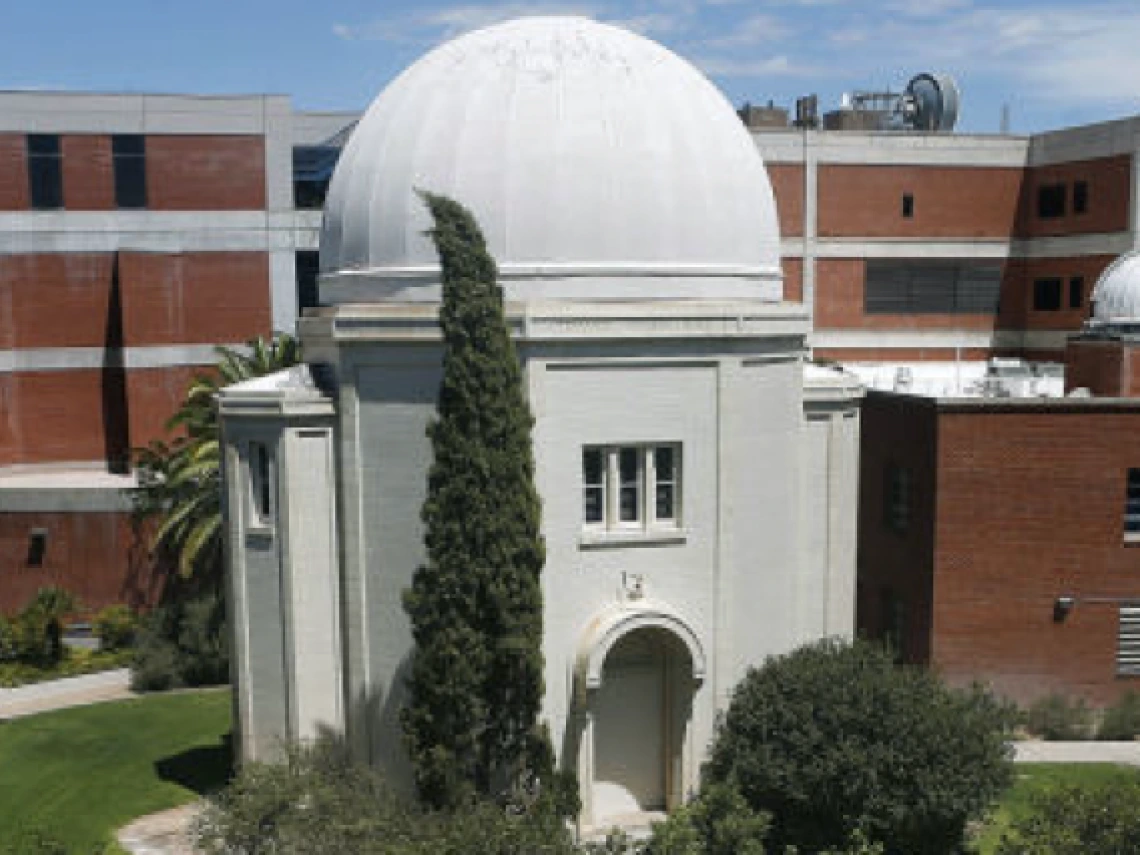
xmin=899 ymin=72 xmax=960 ymax=132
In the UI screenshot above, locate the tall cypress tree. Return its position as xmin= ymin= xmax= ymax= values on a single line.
xmin=402 ymin=192 xmax=548 ymax=810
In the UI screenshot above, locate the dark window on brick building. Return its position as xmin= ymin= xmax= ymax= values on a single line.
xmin=1037 ymin=183 xmax=1067 ymax=218
xmin=901 ymin=193 xmax=914 ymax=218
xmin=112 ymin=135 xmax=147 ymax=208
xmin=1125 ymin=469 xmax=1140 ymax=537
xmin=1069 ymin=276 xmax=1085 ymax=309
xmin=27 ymin=134 xmax=62 ymax=210
xmin=865 ymin=260 xmax=1001 ymax=314
xmin=884 ymin=462 xmax=912 ymax=534
xmin=1033 ymin=277 xmax=1063 ymax=311
xmin=1073 ymin=180 xmax=1089 ymax=214
xmin=26 ymin=529 xmax=47 ymax=567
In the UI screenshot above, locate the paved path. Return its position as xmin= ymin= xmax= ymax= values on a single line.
xmin=0 ymin=667 xmax=133 ymax=720
xmin=118 ymin=805 xmax=201 ymax=855
xmin=1014 ymin=740 xmax=1140 ymax=765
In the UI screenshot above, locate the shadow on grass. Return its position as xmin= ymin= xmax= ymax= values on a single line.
xmin=154 ymin=732 xmax=234 ymax=796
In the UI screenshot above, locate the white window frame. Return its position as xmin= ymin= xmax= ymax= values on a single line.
xmin=582 ymin=444 xmax=682 ymax=540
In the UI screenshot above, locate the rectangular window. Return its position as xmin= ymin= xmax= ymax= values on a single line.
xmin=27 ymin=134 xmax=62 ymax=210
xmin=901 ymin=193 xmax=914 ymax=218
xmin=1125 ymin=469 xmax=1140 ymax=538
xmin=1118 ymin=607 xmax=1140 ymax=676
xmin=884 ymin=462 xmax=912 ymax=534
xmin=865 ymin=261 xmax=1002 ymax=315
xmin=1073 ymin=180 xmax=1089 ymax=215
xmin=26 ymin=529 xmax=47 ymax=567
xmin=248 ymin=441 xmax=273 ymax=527
xmin=112 ymin=134 xmax=147 ymax=208
xmin=582 ymin=444 xmax=681 ymax=533
xmin=1037 ymin=183 xmax=1067 ymax=218
xmin=582 ymin=448 xmax=606 ymax=525
xmin=296 ymin=250 xmax=321 ymax=314
xmin=1033 ymin=278 xmax=1063 ymax=312
xmin=618 ymin=447 xmax=642 ymax=523
xmin=1069 ymin=276 xmax=1085 ymax=310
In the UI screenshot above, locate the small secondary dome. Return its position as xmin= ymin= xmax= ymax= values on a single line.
xmin=320 ymin=16 xmax=782 ymax=303
xmin=1091 ymin=251 xmax=1140 ymax=326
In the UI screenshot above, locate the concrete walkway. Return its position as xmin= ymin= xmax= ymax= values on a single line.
xmin=0 ymin=667 xmax=133 ymax=720
xmin=1014 ymin=739 xmax=1140 ymax=765
xmin=118 ymin=805 xmax=201 ymax=855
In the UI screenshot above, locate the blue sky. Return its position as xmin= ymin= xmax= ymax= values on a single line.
xmin=3 ymin=0 xmax=1139 ymax=134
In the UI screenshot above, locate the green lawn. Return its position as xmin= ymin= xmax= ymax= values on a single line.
xmin=0 ymin=688 xmax=232 ymax=854
xmin=976 ymin=762 xmax=1140 ymax=853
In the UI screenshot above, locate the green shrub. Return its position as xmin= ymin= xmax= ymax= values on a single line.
xmin=0 ymin=647 xmax=133 ymax=688
xmin=0 ymin=614 xmax=16 ymax=662
xmin=1023 ymin=693 xmax=1093 ymax=740
xmin=93 ymin=604 xmax=138 ymax=651
xmin=704 ymin=638 xmax=1015 ymax=855
xmin=645 ymin=783 xmax=769 ymax=855
xmin=1096 ymin=690 xmax=1140 ymax=741
xmin=9 ymin=587 xmax=78 ymax=665
xmin=131 ymin=587 xmax=229 ymax=692
xmin=194 ymin=739 xmax=578 ymax=855
xmin=995 ymin=780 xmax=1140 ymax=854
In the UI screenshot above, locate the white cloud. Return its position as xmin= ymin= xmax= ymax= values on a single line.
xmin=695 ymin=55 xmax=817 ymax=78
xmin=700 ymin=13 xmax=792 ymax=48
xmin=333 ymin=2 xmax=599 ymax=43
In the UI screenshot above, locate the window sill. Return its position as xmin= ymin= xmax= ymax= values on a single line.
xmin=579 ymin=528 xmax=687 ymax=550
xmin=245 ymin=527 xmax=274 ymax=546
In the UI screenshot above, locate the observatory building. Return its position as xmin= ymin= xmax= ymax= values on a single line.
xmin=218 ymin=16 xmax=862 ymax=829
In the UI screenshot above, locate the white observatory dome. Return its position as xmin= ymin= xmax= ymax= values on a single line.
xmin=1091 ymin=251 xmax=1140 ymax=326
xmin=319 ymin=16 xmax=782 ymax=304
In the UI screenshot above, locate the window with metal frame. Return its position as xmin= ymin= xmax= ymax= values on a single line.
xmin=1118 ymin=606 xmax=1140 ymax=676
xmin=865 ymin=261 xmax=1001 ymax=315
xmin=27 ymin=134 xmax=62 ymax=210
xmin=112 ymin=134 xmax=147 ymax=209
xmin=1033 ymin=278 xmax=1063 ymax=312
xmin=1125 ymin=468 xmax=1140 ymax=538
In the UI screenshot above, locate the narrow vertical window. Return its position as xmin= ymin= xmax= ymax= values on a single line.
xmin=1073 ymin=180 xmax=1089 ymax=215
xmin=885 ymin=462 xmax=912 ymax=534
xmin=1069 ymin=276 xmax=1084 ymax=309
xmin=112 ymin=134 xmax=147 ymax=209
xmin=618 ymin=447 xmax=641 ymax=523
xmin=1119 ymin=607 xmax=1140 ymax=676
xmin=901 ymin=193 xmax=914 ymax=218
xmin=1124 ymin=468 xmax=1140 ymax=538
xmin=653 ymin=445 xmax=677 ymax=523
xmin=582 ymin=448 xmax=605 ymax=525
xmin=27 ymin=134 xmax=62 ymax=209
xmin=26 ymin=529 xmax=47 ymax=567
xmin=249 ymin=441 xmax=273 ymax=526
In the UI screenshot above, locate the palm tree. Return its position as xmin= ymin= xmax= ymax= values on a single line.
xmin=133 ymin=333 xmax=301 ymax=585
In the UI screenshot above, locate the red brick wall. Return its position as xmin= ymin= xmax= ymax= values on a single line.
xmin=817 ymin=165 xmax=1023 ymax=239
xmin=782 ymin=256 xmax=803 ymax=303
xmin=117 ymin=251 xmax=271 ymax=345
xmin=61 ymin=135 xmax=114 ymax=211
xmin=146 ymin=135 xmax=266 ymax=210
xmin=1019 ymin=155 xmax=1131 ymax=238
xmin=0 ymin=133 xmax=29 ymax=210
xmin=768 ymin=164 xmax=804 ymax=238
xmin=0 ymin=254 xmax=115 ymax=348
xmin=0 ymin=511 xmax=163 ymax=614
xmin=1000 ymin=255 xmax=1114 ymax=331
xmin=857 ymin=392 xmax=938 ymax=665
xmin=932 ymin=405 xmax=1140 ymax=706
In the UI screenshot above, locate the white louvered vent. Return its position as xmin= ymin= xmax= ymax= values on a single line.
xmin=1117 ymin=607 xmax=1140 ymax=676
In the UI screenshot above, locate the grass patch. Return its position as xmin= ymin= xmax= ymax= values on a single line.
xmin=976 ymin=763 xmax=1140 ymax=853
xmin=0 ymin=648 xmax=134 ymax=688
xmin=0 ymin=688 xmax=232 ymax=853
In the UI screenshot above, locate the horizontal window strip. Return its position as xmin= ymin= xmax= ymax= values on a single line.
xmin=0 ymin=343 xmax=249 ymax=373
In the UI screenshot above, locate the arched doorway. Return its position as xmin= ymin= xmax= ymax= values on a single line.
xmin=591 ymin=627 xmax=695 ymax=824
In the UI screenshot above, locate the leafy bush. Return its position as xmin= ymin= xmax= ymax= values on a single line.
xmin=644 ymin=783 xmax=769 ymax=855
xmin=1022 ymin=693 xmax=1093 ymax=740
xmin=704 ymin=638 xmax=1015 ymax=855
xmin=0 ymin=647 xmax=133 ymax=688
xmin=131 ymin=587 xmax=229 ymax=692
xmin=93 ymin=604 xmax=138 ymax=651
xmin=0 ymin=614 xmax=16 ymax=662
xmin=995 ymin=780 xmax=1140 ymax=854
xmin=7 ymin=587 xmax=78 ymax=666
xmin=1096 ymin=690 xmax=1140 ymax=741
xmin=194 ymin=739 xmax=578 ymax=855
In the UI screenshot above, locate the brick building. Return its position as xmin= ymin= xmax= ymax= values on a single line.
xmin=0 ymin=93 xmax=353 ymax=613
